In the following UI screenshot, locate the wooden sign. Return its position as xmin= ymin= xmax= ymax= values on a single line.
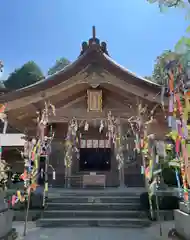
xmin=87 ymin=90 xmax=102 ymax=112
xmin=79 ymin=139 xmax=111 ymax=148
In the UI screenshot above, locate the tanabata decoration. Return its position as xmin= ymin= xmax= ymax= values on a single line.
xmin=11 ymin=186 xmax=40 ymax=207
xmin=145 ymin=166 xmax=150 ymax=180
xmin=64 ymin=118 xmax=79 ymax=169
xmin=13 ymin=102 xmax=55 ymax=205
xmin=11 ymin=190 xmax=25 ymax=206
xmin=64 ymin=113 xmax=126 ymax=188
xmin=166 ymin=64 xmax=189 ymax=202
xmin=64 ymin=118 xmax=80 ymax=188
xmin=107 ymin=111 xmax=124 ymax=171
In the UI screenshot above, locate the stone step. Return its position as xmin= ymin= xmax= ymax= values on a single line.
xmin=46 ymin=202 xmax=141 ymax=211
xmin=36 ymin=217 xmax=151 ymax=228
xmin=47 ymin=188 xmax=144 ymax=197
xmin=46 ymin=195 xmax=140 ymax=204
xmin=43 ymin=210 xmax=146 ymax=219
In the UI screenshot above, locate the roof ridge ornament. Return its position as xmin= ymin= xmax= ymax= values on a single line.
xmin=0 ymin=61 xmax=3 ymax=72
xmin=92 ymin=26 xmax=96 ymax=43
xmin=79 ymin=26 xmax=109 ymax=56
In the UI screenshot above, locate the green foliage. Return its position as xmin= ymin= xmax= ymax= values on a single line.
xmin=4 ymin=61 xmax=44 ymax=90
xmin=152 ymin=50 xmax=181 ymax=85
xmin=144 ymin=76 xmax=153 ymax=81
xmin=0 ymin=159 xmax=9 ymax=190
xmin=146 ymin=50 xmax=182 ymax=85
xmin=47 ymin=57 xmax=71 ymax=75
xmin=175 ymin=36 xmax=190 ymax=53
xmin=147 ymin=0 xmax=190 ymax=53
xmin=147 ymin=0 xmax=186 ymax=10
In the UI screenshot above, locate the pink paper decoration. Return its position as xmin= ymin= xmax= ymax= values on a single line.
xmin=175 ymin=138 xmax=180 ymax=153
xmin=11 ymin=195 xmax=17 ymax=206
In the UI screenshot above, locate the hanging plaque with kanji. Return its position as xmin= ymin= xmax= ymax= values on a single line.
xmin=87 ymin=90 xmax=102 ymax=112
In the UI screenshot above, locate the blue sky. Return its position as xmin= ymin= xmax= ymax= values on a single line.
xmin=0 ymin=0 xmax=188 ymax=79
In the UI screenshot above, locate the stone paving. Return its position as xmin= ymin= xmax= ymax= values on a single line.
xmin=13 ymin=221 xmax=176 ymax=240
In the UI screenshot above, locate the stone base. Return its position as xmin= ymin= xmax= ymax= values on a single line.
xmin=0 ymin=192 xmax=14 ymax=238
xmin=174 ymin=209 xmax=190 ymax=240
xmin=0 ymin=228 xmax=17 ymax=240
xmin=180 ymin=202 xmax=190 ymax=214
xmin=13 ymin=209 xmax=41 ymax=221
xmin=0 ymin=209 xmax=13 ymax=238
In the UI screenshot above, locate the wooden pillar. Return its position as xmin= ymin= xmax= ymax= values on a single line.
xmin=115 ymin=119 xmax=125 ymax=187
xmin=64 ymin=122 xmax=71 ymax=188
xmin=64 ymin=119 xmax=79 ymax=188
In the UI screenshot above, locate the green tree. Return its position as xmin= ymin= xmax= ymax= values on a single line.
xmin=144 ymin=76 xmax=153 ymax=81
xmin=152 ymin=50 xmax=181 ymax=85
xmin=5 ymin=61 xmax=44 ymax=90
xmin=47 ymin=57 xmax=71 ymax=75
xmin=147 ymin=0 xmax=190 ymax=52
xmin=147 ymin=0 xmax=186 ymax=9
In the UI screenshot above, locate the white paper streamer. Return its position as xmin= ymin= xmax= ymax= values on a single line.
xmin=53 ymin=171 xmax=56 ymax=180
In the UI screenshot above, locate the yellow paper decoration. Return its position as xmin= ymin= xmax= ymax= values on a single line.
xmin=16 ymin=190 xmax=21 ymax=199
xmin=45 ymin=182 xmax=48 ymax=192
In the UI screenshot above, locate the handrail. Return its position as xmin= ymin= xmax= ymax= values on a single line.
xmin=42 ymin=162 xmax=56 ymax=206
xmin=48 ymin=164 xmax=55 ymax=172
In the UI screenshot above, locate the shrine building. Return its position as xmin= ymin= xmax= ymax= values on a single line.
xmin=0 ymin=27 xmax=168 ymax=188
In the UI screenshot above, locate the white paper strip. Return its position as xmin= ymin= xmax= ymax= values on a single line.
xmin=99 ymin=140 xmax=104 ymax=148
xmin=87 ymin=139 xmax=92 ymax=148
xmin=105 ymin=140 xmax=110 ymax=148
xmin=53 ymin=171 xmax=56 ymax=180
xmin=80 ymin=139 xmax=86 ymax=148
xmin=93 ymin=140 xmax=98 ymax=148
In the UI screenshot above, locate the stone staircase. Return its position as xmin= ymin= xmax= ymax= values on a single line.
xmin=36 ymin=188 xmax=151 ymax=228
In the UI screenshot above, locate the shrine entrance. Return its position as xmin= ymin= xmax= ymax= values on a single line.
xmin=79 ymin=138 xmax=112 ymax=173
xmin=79 ymin=146 xmax=111 ymax=172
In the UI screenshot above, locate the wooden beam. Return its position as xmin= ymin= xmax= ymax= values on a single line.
xmin=4 ymin=74 xmax=88 ymax=111
xmin=55 ymin=90 xmax=87 ymax=109
xmin=49 ymin=108 xmax=135 ymax=123
xmin=98 ymin=73 xmax=165 ymax=104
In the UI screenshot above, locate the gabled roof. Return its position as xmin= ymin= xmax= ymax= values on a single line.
xmin=0 ymin=26 xmax=161 ymax=103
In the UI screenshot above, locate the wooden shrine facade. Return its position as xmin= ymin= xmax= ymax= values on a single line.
xmin=0 ymin=27 xmax=169 ymax=187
